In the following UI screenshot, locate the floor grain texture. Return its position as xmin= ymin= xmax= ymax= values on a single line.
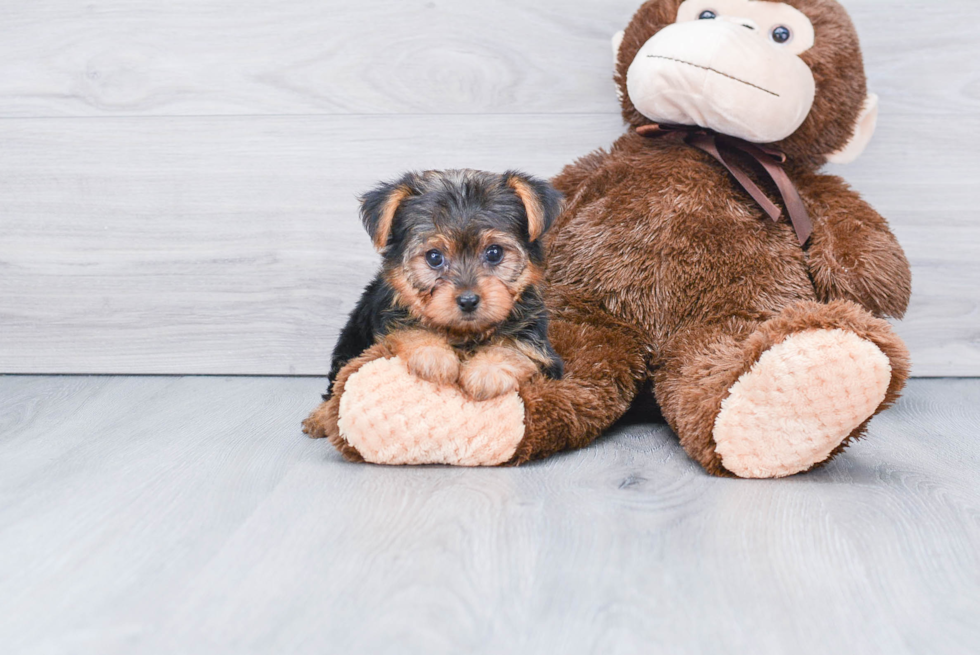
xmin=1 ymin=376 xmax=978 ymax=655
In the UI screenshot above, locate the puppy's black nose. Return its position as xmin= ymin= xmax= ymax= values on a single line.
xmin=456 ymin=292 xmax=480 ymax=314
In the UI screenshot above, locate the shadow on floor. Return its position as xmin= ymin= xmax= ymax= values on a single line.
xmin=613 ymin=381 xmax=668 ymax=428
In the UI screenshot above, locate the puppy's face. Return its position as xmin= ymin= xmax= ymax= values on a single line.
xmin=360 ymin=170 xmax=562 ymax=335
xmin=392 ymin=226 xmax=534 ymax=334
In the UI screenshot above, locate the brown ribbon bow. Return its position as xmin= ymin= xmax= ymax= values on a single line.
xmin=636 ymin=123 xmax=813 ymax=246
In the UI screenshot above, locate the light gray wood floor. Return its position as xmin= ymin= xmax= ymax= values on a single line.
xmin=2 ymin=376 xmax=978 ymax=655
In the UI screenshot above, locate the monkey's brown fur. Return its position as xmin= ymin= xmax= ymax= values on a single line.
xmin=315 ymin=0 xmax=912 ymax=476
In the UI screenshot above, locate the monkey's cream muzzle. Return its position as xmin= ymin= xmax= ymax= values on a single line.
xmin=626 ymin=18 xmax=816 ymax=143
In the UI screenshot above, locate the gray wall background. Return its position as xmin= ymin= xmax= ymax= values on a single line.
xmin=1 ymin=0 xmax=976 ymax=376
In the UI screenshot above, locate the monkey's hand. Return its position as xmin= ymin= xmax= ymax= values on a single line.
xmin=384 ymin=330 xmax=461 ymax=386
xmin=804 ymin=175 xmax=912 ymax=319
xmin=459 ymin=345 xmax=539 ymax=402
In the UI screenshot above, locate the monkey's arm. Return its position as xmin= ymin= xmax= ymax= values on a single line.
xmin=803 ymin=174 xmax=912 ymax=319
xmin=551 ymin=149 xmax=611 ymax=198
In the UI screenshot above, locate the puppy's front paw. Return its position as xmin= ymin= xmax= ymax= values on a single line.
xmin=460 ymin=360 xmax=521 ymax=401
xmin=404 ymin=344 xmax=461 ymax=386
xmin=385 ymin=330 xmax=461 ymax=386
xmin=303 ymin=398 xmax=340 ymax=441
xmin=460 ymin=347 xmax=539 ymax=401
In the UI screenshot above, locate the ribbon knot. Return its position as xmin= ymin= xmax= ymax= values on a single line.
xmin=636 ymin=123 xmax=813 ymax=246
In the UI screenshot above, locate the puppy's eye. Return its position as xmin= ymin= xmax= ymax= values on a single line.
xmin=425 ymin=249 xmax=445 ymax=269
xmin=485 ymin=245 xmax=504 ymax=265
xmin=698 ymin=10 xmax=717 ymax=19
xmin=771 ymin=25 xmax=792 ymax=44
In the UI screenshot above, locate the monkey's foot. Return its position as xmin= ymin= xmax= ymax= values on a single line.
xmin=336 ymin=356 xmax=525 ymax=466
xmin=712 ymin=329 xmax=892 ymax=479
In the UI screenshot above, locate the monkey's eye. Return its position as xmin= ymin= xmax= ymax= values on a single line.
xmin=485 ymin=245 xmax=504 ymax=265
xmin=425 ymin=249 xmax=445 ymax=269
xmin=771 ymin=25 xmax=792 ymax=44
xmin=698 ymin=10 xmax=717 ymax=19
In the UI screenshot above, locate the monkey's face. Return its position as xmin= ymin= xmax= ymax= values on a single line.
xmin=625 ymin=0 xmax=817 ymax=143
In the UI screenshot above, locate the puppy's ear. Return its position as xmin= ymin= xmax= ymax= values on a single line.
xmin=505 ymin=172 xmax=564 ymax=242
xmin=359 ymin=173 xmax=421 ymax=252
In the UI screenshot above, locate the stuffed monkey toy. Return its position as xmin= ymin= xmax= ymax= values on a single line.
xmin=305 ymin=0 xmax=912 ymax=478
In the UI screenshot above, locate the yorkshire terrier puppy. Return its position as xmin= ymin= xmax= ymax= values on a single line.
xmin=324 ymin=169 xmax=564 ymax=402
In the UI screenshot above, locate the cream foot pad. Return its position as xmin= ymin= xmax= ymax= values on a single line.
xmin=713 ymin=329 xmax=892 ymax=479
xmin=337 ymin=357 xmax=526 ymax=466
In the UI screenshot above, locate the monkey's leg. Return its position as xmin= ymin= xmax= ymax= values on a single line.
xmin=506 ymin=312 xmax=648 ymax=464
xmin=654 ymin=300 xmax=910 ymax=478
xmin=309 ymin=344 xmax=532 ymax=468
xmin=303 ymin=342 xmax=393 ymax=462
xmin=309 ymin=308 xmax=647 ymax=467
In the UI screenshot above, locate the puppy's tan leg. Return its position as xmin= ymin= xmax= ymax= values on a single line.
xmin=384 ymin=329 xmax=460 ymax=386
xmin=460 ymin=345 xmax=539 ymax=401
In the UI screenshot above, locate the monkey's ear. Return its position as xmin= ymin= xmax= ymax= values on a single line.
xmin=612 ymin=30 xmax=625 ymax=65
xmin=612 ymin=31 xmax=626 ymax=101
xmin=505 ymin=172 xmax=564 ymax=242
xmin=826 ymin=93 xmax=879 ymax=165
xmin=359 ymin=174 xmax=419 ymax=252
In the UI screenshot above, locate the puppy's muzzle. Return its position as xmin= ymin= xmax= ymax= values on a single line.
xmin=456 ymin=292 xmax=480 ymax=314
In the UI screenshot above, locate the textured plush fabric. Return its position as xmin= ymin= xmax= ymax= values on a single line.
xmin=337 ymin=357 xmax=526 ymax=466
xmin=713 ymin=329 xmax=891 ymax=478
